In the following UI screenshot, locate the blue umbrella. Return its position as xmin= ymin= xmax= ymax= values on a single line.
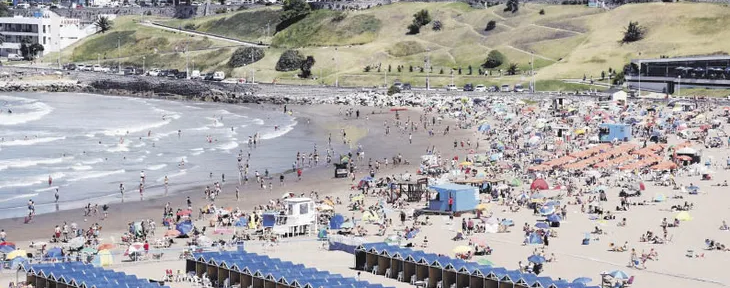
xmin=687 ymin=185 xmax=699 ymax=192
xmin=0 ymin=245 xmax=14 ymax=253
xmin=539 ymin=206 xmax=556 ymax=215
xmin=45 ymin=247 xmax=63 ymax=260
xmin=572 ymin=277 xmax=592 ymax=284
xmin=527 ymin=255 xmax=545 ymax=264
xmin=176 ymin=221 xmax=193 ymax=235
xmin=531 ymin=193 xmax=546 ymax=199
xmin=544 ymin=200 xmax=560 ymax=207
xmin=535 ymin=222 xmax=549 ymax=229
xmin=547 ymin=214 xmax=562 ymax=222
xmin=501 ymin=219 xmax=514 ymax=226
xmin=608 ymin=270 xmax=630 ymax=280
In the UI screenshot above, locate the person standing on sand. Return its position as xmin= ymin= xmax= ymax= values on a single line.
xmin=297 ymin=168 xmax=302 ymax=181
xmin=0 ymin=229 xmax=6 ymax=242
xmin=54 ymin=189 xmax=59 ymax=203
xmin=235 ymin=186 xmax=240 ymax=201
xmin=120 ymin=183 xmax=125 ymax=197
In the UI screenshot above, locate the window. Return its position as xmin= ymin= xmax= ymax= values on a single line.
xmin=43 ymin=25 xmax=45 ymax=33
xmin=299 ymin=203 xmax=308 ymax=215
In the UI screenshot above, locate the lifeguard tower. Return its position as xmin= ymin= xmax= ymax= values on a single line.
xmin=262 ymin=197 xmax=317 ymax=237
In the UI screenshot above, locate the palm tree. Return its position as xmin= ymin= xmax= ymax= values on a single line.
xmin=507 ymin=63 xmax=519 ymax=75
xmin=94 ymin=16 xmax=113 ymax=34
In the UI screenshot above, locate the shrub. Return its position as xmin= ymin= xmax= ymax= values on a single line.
xmin=482 ymin=50 xmax=505 ymax=69
xmin=432 ymin=20 xmax=442 ymax=31
xmin=228 ymin=46 xmax=265 ymax=68
xmin=406 ymin=9 xmax=430 ymax=35
xmin=622 ymin=21 xmax=646 ymax=43
xmin=299 ymin=55 xmax=315 ymax=78
xmin=183 ymin=23 xmax=197 ymax=30
xmin=387 ymin=85 xmax=401 ymax=95
xmin=407 ymin=23 xmax=421 ymax=35
xmin=275 ymin=49 xmax=305 ymax=71
xmin=485 ymin=20 xmax=496 ymax=31
xmin=539 ymin=9 xmax=545 ymax=15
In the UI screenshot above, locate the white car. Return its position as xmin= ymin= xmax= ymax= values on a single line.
xmin=475 ymin=84 xmax=486 ymax=92
xmin=212 ymin=71 xmax=225 ymax=81
xmin=7 ymin=54 xmax=24 ymax=61
xmin=500 ymin=84 xmax=511 ymax=92
xmin=92 ymin=64 xmax=103 ymax=72
xmin=147 ymin=69 xmax=160 ymax=77
xmin=190 ymin=70 xmax=201 ymax=79
xmin=76 ymin=64 xmax=86 ymax=71
xmin=514 ymin=84 xmax=525 ymax=92
xmin=445 ymin=84 xmax=458 ymax=91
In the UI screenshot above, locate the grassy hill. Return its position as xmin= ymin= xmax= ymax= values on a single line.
xmin=48 ymin=2 xmax=730 ymax=90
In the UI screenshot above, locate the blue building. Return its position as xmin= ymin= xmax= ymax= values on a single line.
xmin=598 ymin=123 xmax=632 ymax=143
xmin=427 ymin=183 xmax=479 ymax=213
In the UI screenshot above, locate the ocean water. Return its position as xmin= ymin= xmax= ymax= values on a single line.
xmin=0 ymin=93 xmax=316 ymax=219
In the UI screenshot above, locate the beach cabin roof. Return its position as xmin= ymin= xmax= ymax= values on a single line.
xmin=284 ymin=197 xmax=313 ymax=204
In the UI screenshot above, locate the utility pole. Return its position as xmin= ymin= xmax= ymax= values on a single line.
xmin=185 ymin=42 xmax=189 ymax=78
xmin=142 ymin=55 xmax=146 ymax=74
xmin=117 ymin=36 xmax=121 ymax=73
xmin=677 ymin=75 xmax=681 ymax=97
xmin=451 ymin=69 xmax=454 ymax=86
xmin=637 ymin=60 xmax=642 ymax=97
xmin=530 ymin=52 xmax=535 ymax=93
xmin=97 ymin=53 xmax=100 ymax=66
xmin=426 ymin=47 xmax=431 ymax=90
xmin=56 ymin=42 xmax=60 ymax=69
xmin=334 ymin=47 xmax=339 ymax=87
xmin=250 ymin=52 xmax=255 ymax=84
xmin=384 ymin=68 xmax=387 ymax=88
xmin=266 ymin=21 xmax=270 ymax=44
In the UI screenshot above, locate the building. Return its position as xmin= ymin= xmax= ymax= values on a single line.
xmin=625 ymin=55 xmax=730 ymax=94
xmin=0 ymin=10 xmax=98 ymax=57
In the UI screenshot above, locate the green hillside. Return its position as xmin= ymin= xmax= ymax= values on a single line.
xmin=48 ymin=2 xmax=730 ymax=90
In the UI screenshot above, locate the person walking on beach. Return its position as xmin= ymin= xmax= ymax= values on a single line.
xmin=48 ymin=175 xmax=53 ymax=186
xmin=102 ymin=204 xmax=109 ymax=220
xmin=120 ymin=183 xmax=125 ymax=198
xmin=54 ymin=189 xmax=59 ymax=203
xmin=235 ymin=186 xmax=240 ymax=202
xmin=140 ymin=170 xmax=145 ymax=184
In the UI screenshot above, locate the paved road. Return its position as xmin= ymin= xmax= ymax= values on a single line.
xmin=141 ymin=21 xmax=266 ymax=47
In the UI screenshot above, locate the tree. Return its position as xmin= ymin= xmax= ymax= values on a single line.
xmin=468 ymin=65 xmax=473 ymax=75
xmin=397 ymin=66 xmax=402 ymax=72
xmin=364 ymin=66 xmax=371 ymax=72
xmin=622 ymin=21 xmax=645 ymax=43
xmin=277 ymin=0 xmax=310 ymax=32
xmin=407 ymin=23 xmax=421 ymax=35
xmin=482 ymin=50 xmax=506 ymax=69
xmin=183 ymin=23 xmax=197 ymax=30
xmin=432 ymin=20 xmax=442 ymax=31
xmin=387 ymin=84 xmax=401 ymax=96
xmin=276 ymin=49 xmax=305 ymax=71
xmin=20 ymin=38 xmax=44 ymax=60
xmin=601 ymin=70 xmax=606 ymax=80
xmin=413 ymin=9 xmax=431 ymax=27
xmin=94 ymin=16 xmax=113 ymax=34
xmin=388 ymin=64 xmax=392 ymax=72
xmin=409 ymin=65 xmax=413 ymax=72
xmin=228 ymin=47 xmax=265 ymax=68
xmin=506 ymin=63 xmax=519 ymax=75
xmin=0 ymin=3 xmax=10 ymax=17
xmin=505 ymin=0 xmax=519 ymax=13
xmin=458 ymin=67 xmax=462 ymax=75
xmin=299 ymin=55 xmax=315 ymax=78
xmin=439 ymin=68 xmax=444 ymax=74
xmin=485 ymin=20 xmax=496 ymax=31
xmin=539 ymin=9 xmax=545 ymax=15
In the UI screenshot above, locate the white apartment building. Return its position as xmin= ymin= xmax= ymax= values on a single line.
xmin=0 ymin=10 xmax=98 ymax=57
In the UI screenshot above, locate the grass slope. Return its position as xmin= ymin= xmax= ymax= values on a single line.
xmin=164 ymin=7 xmax=282 ymax=43
xmin=51 ymin=2 xmax=730 ymax=90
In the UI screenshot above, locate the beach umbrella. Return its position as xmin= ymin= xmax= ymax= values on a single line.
xmin=81 ymin=247 xmax=98 ymax=255
xmin=67 ymin=237 xmax=85 ymax=250
xmin=535 ymin=222 xmax=549 ymax=229
xmin=653 ymin=194 xmax=666 ymax=202
xmin=97 ymin=243 xmax=115 ymax=251
xmin=544 ymin=200 xmax=560 ymax=207
xmin=470 ymin=236 xmax=488 ymax=247
xmin=501 ymin=219 xmax=514 ymax=226
xmin=5 ymin=249 xmax=26 ymax=260
xmin=176 ymin=221 xmax=193 ymax=235
xmin=124 ymin=243 xmax=145 ymax=256
xmin=539 ymin=206 xmax=556 ymax=215
xmin=9 ymin=257 xmax=27 ymax=270
xmin=340 ymin=221 xmax=354 ymax=229
xmin=477 ymin=258 xmax=494 ymax=266
xmin=0 ymin=241 xmax=15 ymax=249
xmin=362 ymin=210 xmax=380 ymax=222
xmin=527 ymin=254 xmax=545 ymax=264
xmin=531 ymin=193 xmax=546 ymax=199
xmin=510 ymin=178 xmax=523 ymax=187
xmin=384 ymin=235 xmax=401 ymax=244
xmin=45 ymin=247 xmax=63 ymax=260
xmin=547 ymin=214 xmax=562 ymax=223
xmin=282 ymin=192 xmax=295 ymax=199
xmin=530 ymin=179 xmax=550 ymax=190
xmin=573 ymin=277 xmax=592 ymax=284
xmin=165 ymin=230 xmax=181 ymax=237
xmin=607 ymin=270 xmax=630 ymax=280
xmin=93 ymin=250 xmax=113 ymax=267
xmin=594 ymin=185 xmax=609 ymax=192
xmin=318 ymin=204 xmax=334 ymax=211
xmin=0 ymin=245 xmax=14 ymax=253
xmin=452 ymin=246 xmax=472 ymax=254
xmin=675 ymin=211 xmax=692 ymax=221
xmin=527 ymin=233 xmax=543 ymax=245
xmin=476 ymin=203 xmax=490 ymax=211
xmin=176 ymin=210 xmax=192 ymax=216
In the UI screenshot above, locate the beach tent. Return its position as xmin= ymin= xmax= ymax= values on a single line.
xmin=479 ymin=124 xmax=491 ymax=132
xmin=427 ymin=183 xmax=479 ymax=213
xmin=329 ymin=214 xmax=345 ymax=229
xmin=362 ymin=211 xmax=380 ymax=223
xmin=45 ymin=247 xmax=63 ymax=260
xmin=234 ymin=217 xmax=248 ymax=227
xmin=92 ymin=250 xmax=113 ymax=267
xmin=526 ymin=233 xmax=543 ymax=245
xmin=675 ymin=211 xmax=692 ymax=221
xmin=530 ymin=179 xmax=550 ymax=191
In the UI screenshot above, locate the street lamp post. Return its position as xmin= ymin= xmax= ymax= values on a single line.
xmin=637 ymin=60 xmax=642 ymax=97
xmin=426 ymin=47 xmax=431 ymax=90
xmin=97 ymin=53 xmax=100 ymax=66
xmin=250 ymin=52 xmax=255 ymax=84
xmin=530 ymin=52 xmax=535 ymax=93
xmin=142 ymin=56 xmax=146 ymax=75
xmin=334 ymin=47 xmax=339 ymax=87
xmin=117 ymin=36 xmax=121 ymax=73
xmin=185 ymin=43 xmax=189 ymax=78
xmin=56 ymin=42 xmax=61 ymax=69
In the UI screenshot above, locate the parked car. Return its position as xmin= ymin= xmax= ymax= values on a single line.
xmin=463 ymin=83 xmax=474 ymax=92
xmin=474 ymin=84 xmax=486 ymax=92
xmin=157 ymin=70 xmax=169 ymax=77
xmin=500 ymin=84 xmax=511 ymax=92
xmin=166 ymin=69 xmax=180 ymax=78
xmin=203 ymin=72 xmax=214 ymax=81
xmin=212 ymin=71 xmax=225 ymax=81
xmin=489 ymin=85 xmax=500 ymax=92
xmin=63 ymin=63 xmax=77 ymax=70
xmin=147 ymin=68 xmax=160 ymax=77
xmin=175 ymin=71 xmax=188 ymax=79
xmin=402 ymin=83 xmax=412 ymax=90
xmin=190 ymin=70 xmax=201 ymax=79
xmin=92 ymin=64 xmax=104 ymax=72
xmin=393 ymin=81 xmax=403 ymax=90
xmin=123 ymin=67 xmax=136 ymax=75
xmin=514 ymin=84 xmax=525 ymax=92
xmin=445 ymin=84 xmax=458 ymax=91
xmin=7 ymin=54 xmax=24 ymax=61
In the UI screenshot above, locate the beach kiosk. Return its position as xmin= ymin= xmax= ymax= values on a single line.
xmin=419 ymin=183 xmax=479 ymax=216
xmin=598 ymin=123 xmax=632 ymax=142
xmin=551 ymin=97 xmax=569 ymax=111
xmin=262 ymin=198 xmax=316 ymax=237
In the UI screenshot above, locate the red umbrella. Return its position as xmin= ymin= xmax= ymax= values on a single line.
xmin=176 ymin=210 xmax=192 ymax=216
xmin=530 ymin=179 xmax=550 ymax=191
xmin=639 ymin=182 xmax=645 ymax=191
xmin=390 ymin=108 xmax=407 ymax=112
xmin=0 ymin=241 xmax=15 ymax=247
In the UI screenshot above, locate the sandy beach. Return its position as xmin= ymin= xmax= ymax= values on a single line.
xmin=2 ymin=94 xmax=730 ymax=288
